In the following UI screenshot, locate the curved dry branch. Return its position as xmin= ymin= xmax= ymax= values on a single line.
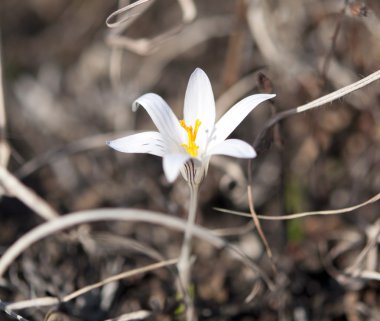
xmin=16 ymin=131 xmax=131 ymax=179
xmin=254 ymin=69 xmax=380 ymax=147
xmin=0 ymin=208 xmax=273 ymax=289
xmin=0 ymin=166 xmax=59 ymax=221
xmin=105 ymin=0 xmax=196 ymax=55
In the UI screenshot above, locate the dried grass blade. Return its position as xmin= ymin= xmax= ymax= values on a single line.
xmin=104 ymin=310 xmax=151 ymax=321
xmin=106 ymin=0 xmax=154 ymax=28
xmin=254 ymin=69 xmax=380 ymax=146
xmin=0 ymin=209 xmax=272 ymax=289
xmin=63 ymin=259 xmax=177 ymax=302
xmin=0 ymin=166 xmax=59 ymax=221
xmin=247 ymin=185 xmax=273 ymax=260
xmin=0 ymin=299 xmax=30 ymax=321
xmin=214 ymin=192 xmax=380 ymax=220
xmin=0 ymin=35 xmax=10 ymax=168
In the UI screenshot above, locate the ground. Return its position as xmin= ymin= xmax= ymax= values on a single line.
xmin=0 ymin=1 xmax=379 ymax=320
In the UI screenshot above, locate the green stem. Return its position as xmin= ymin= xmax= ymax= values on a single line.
xmin=177 ymin=183 xmax=199 ymax=320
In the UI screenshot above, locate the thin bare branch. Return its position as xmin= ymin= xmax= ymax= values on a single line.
xmin=65 ymin=258 xmax=177 ymax=302
xmin=345 ymin=220 xmax=380 ymax=275
xmin=6 ymin=297 xmax=59 ymax=311
xmin=247 ymin=185 xmax=273 ymax=259
xmin=0 ymin=166 xmax=59 ymax=221
xmin=106 ymin=0 xmax=154 ymax=29
xmin=0 ymin=32 xmax=10 ymax=169
xmin=16 ymin=131 xmax=132 ymax=179
xmin=358 ymin=270 xmax=380 ymax=282
xmin=254 ymin=69 xmax=380 ymax=147
xmin=214 ymin=192 xmax=380 ymax=220
xmin=104 ymin=310 xmax=151 ymax=321
xmin=6 ymin=259 xmax=177 ymax=311
xmin=0 ymin=299 xmax=29 ymax=321
xmin=105 ymin=0 xmax=196 ymax=55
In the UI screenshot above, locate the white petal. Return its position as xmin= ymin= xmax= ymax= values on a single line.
xmin=163 ymin=153 xmax=190 ymax=182
xmin=208 ymin=139 xmax=257 ymax=158
xmin=214 ymin=94 xmax=275 ymax=142
xmin=107 ymin=131 xmax=167 ymax=157
xmin=133 ymin=93 xmax=184 ymax=143
xmin=184 ymin=68 xmax=215 ymax=136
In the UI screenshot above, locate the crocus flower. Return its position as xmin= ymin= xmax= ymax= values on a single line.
xmin=108 ymin=68 xmax=275 ymax=185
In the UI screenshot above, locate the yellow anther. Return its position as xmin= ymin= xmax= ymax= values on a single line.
xmin=180 ymin=119 xmax=202 ymax=157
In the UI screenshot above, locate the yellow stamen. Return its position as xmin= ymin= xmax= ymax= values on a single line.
xmin=179 ymin=119 xmax=202 ymax=157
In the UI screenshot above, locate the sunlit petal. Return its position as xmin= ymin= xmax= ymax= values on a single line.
xmin=107 ymin=131 xmax=167 ymax=157
xmin=214 ymin=94 xmax=275 ymax=142
xmin=163 ymin=153 xmax=190 ymax=182
xmin=184 ymin=68 xmax=215 ymax=137
xmin=133 ymin=93 xmax=184 ymax=143
xmin=107 ymin=68 xmax=276 ymax=185
xmin=208 ymin=139 xmax=257 ymax=158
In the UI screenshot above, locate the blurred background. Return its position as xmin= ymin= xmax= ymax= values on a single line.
xmin=0 ymin=0 xmax=380 ymax=320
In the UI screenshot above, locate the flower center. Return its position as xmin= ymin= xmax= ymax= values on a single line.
xmin=179 ymin=119 xmax=201 ymax=157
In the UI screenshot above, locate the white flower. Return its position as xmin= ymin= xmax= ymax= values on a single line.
xmin=108 ymin=68 xmax=275 ymax=184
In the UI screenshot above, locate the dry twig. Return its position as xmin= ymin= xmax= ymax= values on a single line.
xmin=215 ymin=192 xmax=380 ymax=220
xmin=106 ymin=0 xmax=196 ymax=55
xmin=0 ymin=208 xmax=273 ymax=289
xmin=0 ymin=33 xmax=10 ymax=169
xmin=254 ymin=69 xmax=380 ymax=147
xmin=6 ymin=259 xmax=177 ymax=311
xmin=0 ymin=166 xmax=59 ymax=221
xmin=16 ymin=131 xmax=131 ymax=179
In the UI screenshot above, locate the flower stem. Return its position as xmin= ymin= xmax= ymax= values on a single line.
xmin=177 ymin=183 xmax=199 ymax=320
